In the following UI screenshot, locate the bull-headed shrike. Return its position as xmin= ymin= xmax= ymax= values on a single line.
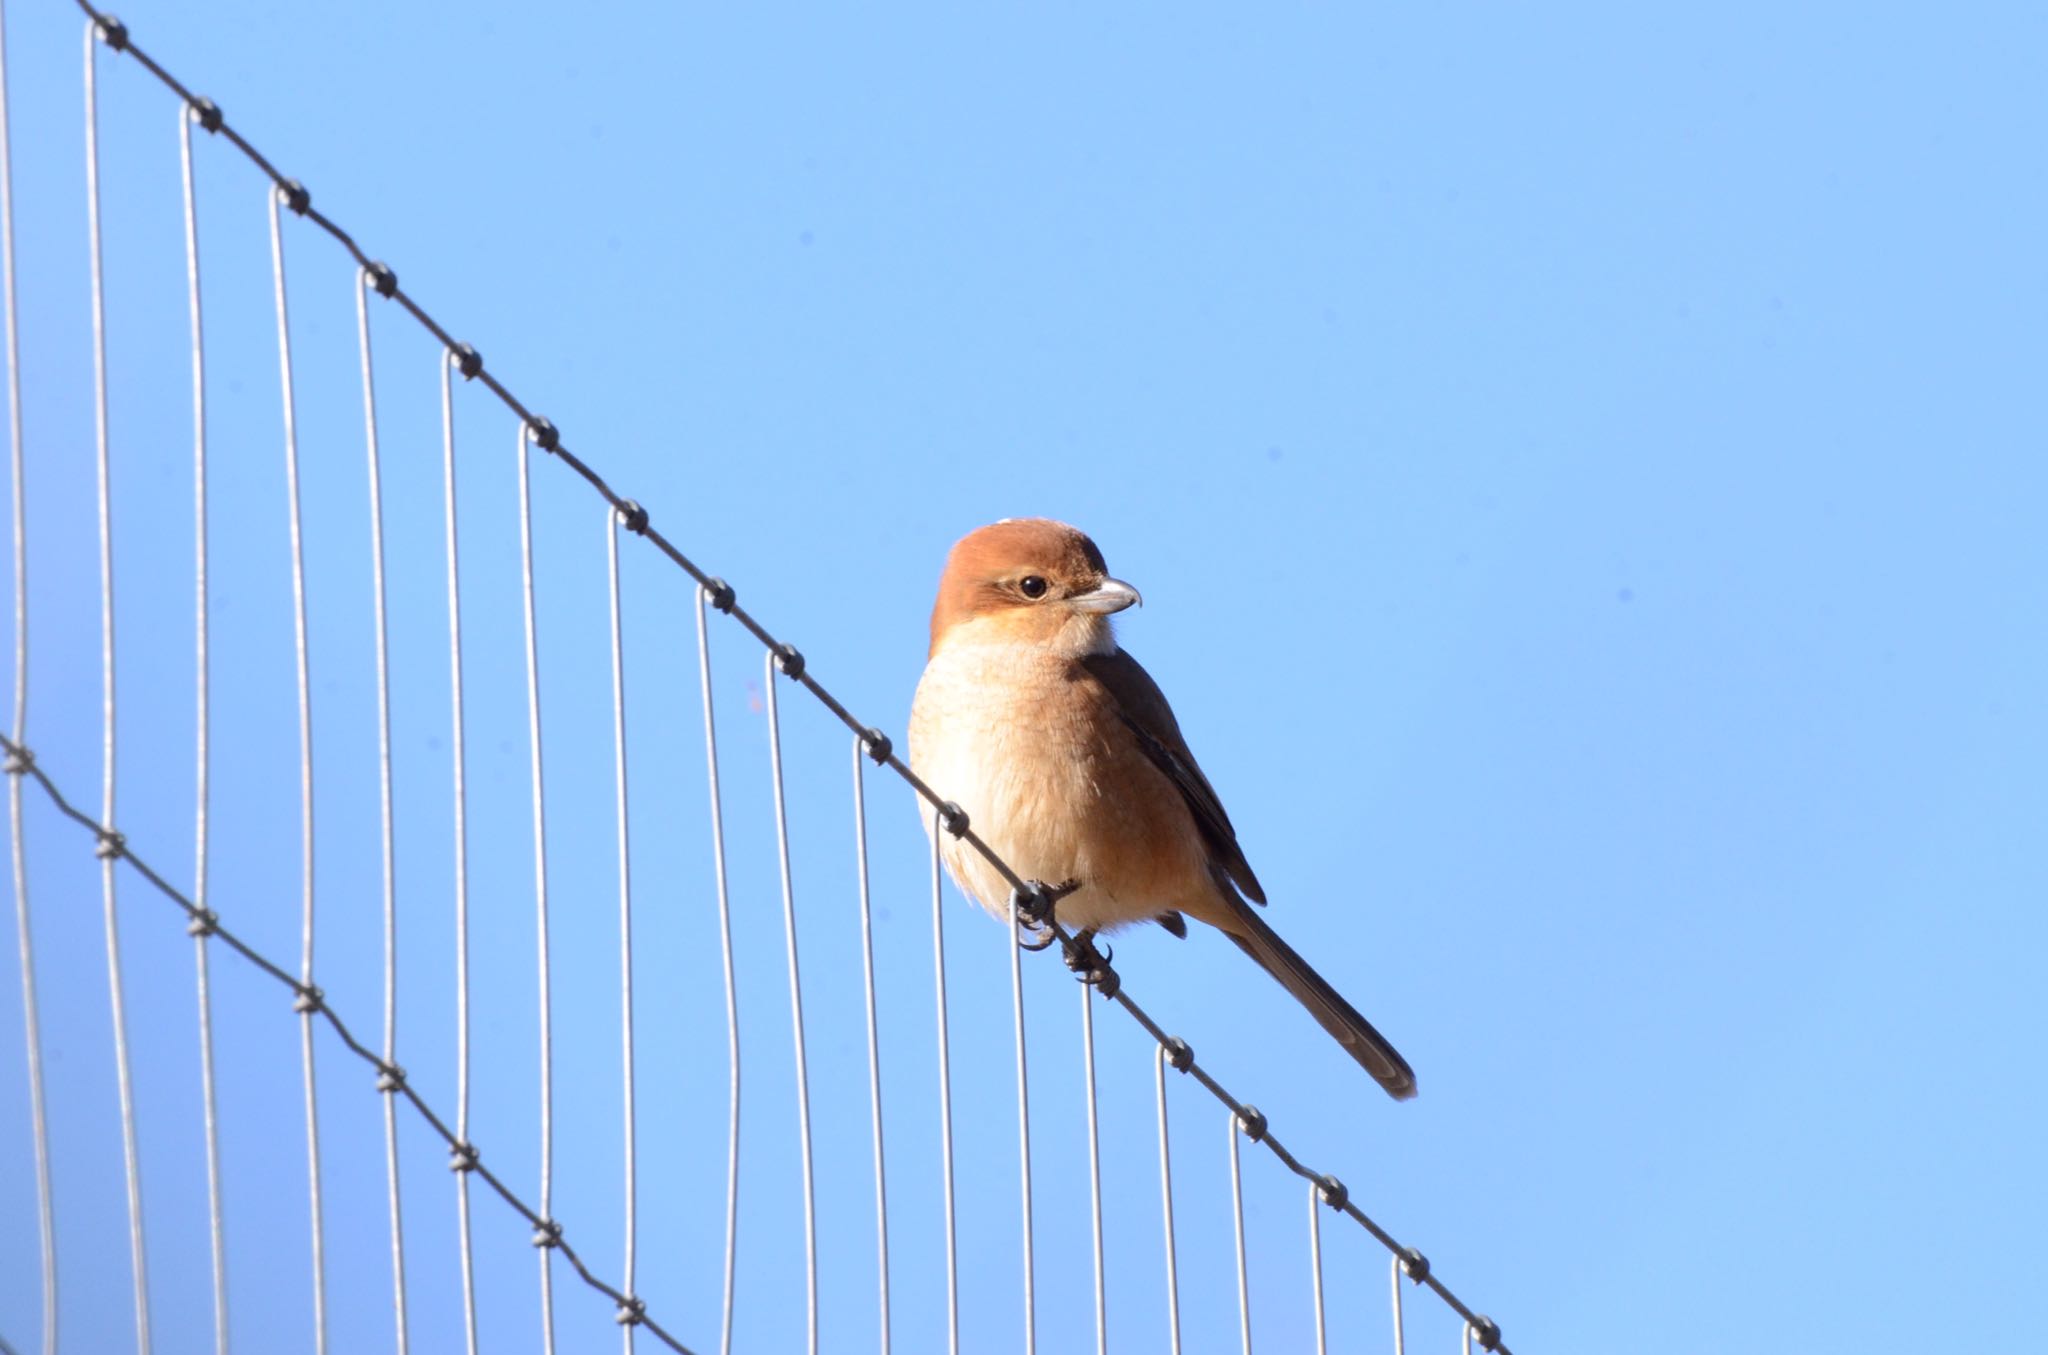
xmin=909 ymin=518 xmax=1416 ymax=1099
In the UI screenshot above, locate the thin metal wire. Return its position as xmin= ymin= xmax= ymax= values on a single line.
xmin=68 ymin=13 xmax=1517 ymax=1352
xmin=1080 ymin=986 xmax=1105 ymax=1355
xmin=764 ymin=651 xmax=820 ymax=1355
xmin=696 ymin=585 xmax=745 ymax=1355
xmin=268 ymin=173 xmax=324 ymax=1355
xmin=930 ymin=812 xmax=959 ymax=1355
xmin=850 ymin=739 xmax=890 ymax=1354
xmin=1230 ymin=1114 xmax=1252 ymax=1355
xmin=692 ymin=586 xmax=740 ymax=1355
xmin=606 ymin=506 xmax=640 ymax=1347
xmin=441 ymin=351 xmax=480 ymax=1355
xmin=1308 ymin=1184 xmax=1327 ymax=1355
xmin=0 ymin=6 xmax=55 ymax=1351
xmin=1464 ymin=1322 xmax=1476 ymax=1355
xmin=355 ymin=264 xmax=407 ymax=1355
xmin=0 ymin=731 xmax=706 ymax=1355
xmin=1007 ymin=892 xmax=1036 ymax=1355
xmin=86 ymin=21 xmax=150 ymax=1353
xmin=180 ymin=94 xmax=229 ymax=1355
xmin=1391 ymin=1254 xmax=1407 ymax=1355
xmin=1156 ymin=1045 xmax=1181 ymax=1355
xmin=516 ymin=422 xmax=556 ymax=1355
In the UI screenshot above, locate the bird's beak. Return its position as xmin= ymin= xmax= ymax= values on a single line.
xmin=1069 ymin=578 xmax=1142 ymax=614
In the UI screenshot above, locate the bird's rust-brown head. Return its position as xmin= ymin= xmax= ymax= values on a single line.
xmin=928 ymin=518 xmax=1141 ymax=658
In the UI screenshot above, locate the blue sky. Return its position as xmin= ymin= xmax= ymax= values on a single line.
xmin=1 ymin=1 xmax=2044 ymax=1352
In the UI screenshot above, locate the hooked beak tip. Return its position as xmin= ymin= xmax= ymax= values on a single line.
xmin=1071 ymin=578 xmax=1142 ymax=615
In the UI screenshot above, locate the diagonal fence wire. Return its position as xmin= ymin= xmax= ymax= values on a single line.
xmin=32 ymin=7 xmax=1517 ymax=1355
xmin=0 ymin=725 xmax=708 ymax=1355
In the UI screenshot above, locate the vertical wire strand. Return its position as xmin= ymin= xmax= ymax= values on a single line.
xmin=1390 ymin=1254 xmax=1407 ymax=1355
xmin=763 ymin=652 xmax=819 ymax=1355
xmin=1 ymin=5 xmax=55 ymax=1350
xmin=1155 ymin=1045 xmax=1180 ymax=1355
xmin=929 ymin=815 xmax=958 ymax=1355
xmin=355 ymin=266 xmax=407 ymax=1355
xmin=1463 ymin=1322 xmax=1477 ymax=1355
xmin=1308 ymin=1184 xmax=1327 ymax=1355
xmin=1080 ymin=987 xmax=1105 ymax=1355
xmin=850 ymin=741 xmax=890 ymax=1354
xmin=440 ymin=352 xmax=480 ymax=1355
xmin=180 ymin=96 xmax=228 ymax=1355
xmin=268 ymin=177 xmax=322 ymax=1355
xmin=692 ymin=587 xmax=739 ymax=1355
xmin=605 ymin=507 xmax=638 ymax=1349
xmin=1006 ymin=895 xmax=1035 ymax=1355
xmin=516 ymin=423 xmax=555 ymax=1355
xmin=1229 ymin=1115 xmax=1252 ymax=1355
xmin=87 ymin=23 xmax=151 ymax=1353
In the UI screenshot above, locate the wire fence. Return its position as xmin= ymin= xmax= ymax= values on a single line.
xmin=1 ymin=5 xmax=1516 ymax=1352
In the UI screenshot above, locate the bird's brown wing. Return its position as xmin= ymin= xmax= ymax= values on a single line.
xmin=1081 ymin=650 xmax=1416 ymax=1099
xmin=1078 ymin=649 xmax=1267 ymax=905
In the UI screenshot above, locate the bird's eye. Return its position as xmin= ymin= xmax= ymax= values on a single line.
xmin=1018 ymin=575 xmax=1049 ymax=599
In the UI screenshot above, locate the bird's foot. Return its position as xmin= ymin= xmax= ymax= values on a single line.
xmin=1060 ymin=928 xmax=1120 ymax=997
xmin=1011 ymin=879 xmax=1082 ymax=952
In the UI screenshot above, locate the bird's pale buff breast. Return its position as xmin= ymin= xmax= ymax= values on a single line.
xmin=909 ymin=640 xmax=1215 ymax=933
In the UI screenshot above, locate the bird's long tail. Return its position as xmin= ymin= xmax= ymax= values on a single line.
xmin=1225 ymin=909 xmax=1417 ymax=1100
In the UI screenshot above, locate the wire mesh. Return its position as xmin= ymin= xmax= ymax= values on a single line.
xmin=0 ymin=10 xmax=1521 ymax=1355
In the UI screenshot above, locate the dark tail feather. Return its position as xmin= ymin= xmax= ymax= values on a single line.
xmin=1226 ymin=909 xmax=1417 ymax=1100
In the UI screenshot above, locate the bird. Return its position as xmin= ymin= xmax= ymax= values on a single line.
xmin=908 ymin=517 xmax=1416 ymax=1099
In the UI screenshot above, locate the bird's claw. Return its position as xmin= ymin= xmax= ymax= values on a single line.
xmin=1061 ymin=928 xmax=1119 ymax=996
xmin=1011 ymin=879 xmax=1081 ymax=952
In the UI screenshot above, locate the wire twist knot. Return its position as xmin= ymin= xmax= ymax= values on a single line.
xmin=93 ymin=829 xmax=126 ymax=860
xmin=527 ymin=416 xmax=560 ymax=452
xmin=703 ymin=576 xmax=735 ymax=612
xmin=278 ymin=179 xmax=310 ymax=215
xmin=1235 ymin=1104 xmax=1268 ymax=1142
xmin=364 ymin=260 xmax=398 ymax=297
xmin=185 ymin=908 xmax=219 ymax=938
xmin=615 ymin=1296 xmax=647 ymax=1326
xmin=448 ymin=1141 xmax=480 ymax=1174
xmin=1011 ymin=881 xmax=1058 ymax=928
xmin=532 ymin=1218 xmax=563 ymax=1249
xmin=1399 ymin=1246 xmax=1431 ymax=1281
xmin=1164 ymin=1036 xmax=1195 ymax=1073
xmin=860 ymin=727 xmax=892 ymax=764
xmin=936 ymin=800 xmax=969 ymax=837
xmin=188 ymin=96 xmax=222 ymax=132
xmin=94 ymin=13 xmax=129 ymax=49
xmin=773 ymin=643 xmax=806 ymax=681
xmin=616 ymin=499 xmax=649 ymax=534
xmin=292 ymin=983 xmax=324 ymax=1014
xmin=375 ymin=1063 xmax=407 ymax=1094
xmin=1469 ymin=1317 xmax=1502 ymax=1351
xmin=1316 ymin=1174 xmax=1349 ymax=1210
xmin=2 ymin=746 xmax=32 ymax=774
xmin=450 ymin=342 xmax=483 ymax=380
